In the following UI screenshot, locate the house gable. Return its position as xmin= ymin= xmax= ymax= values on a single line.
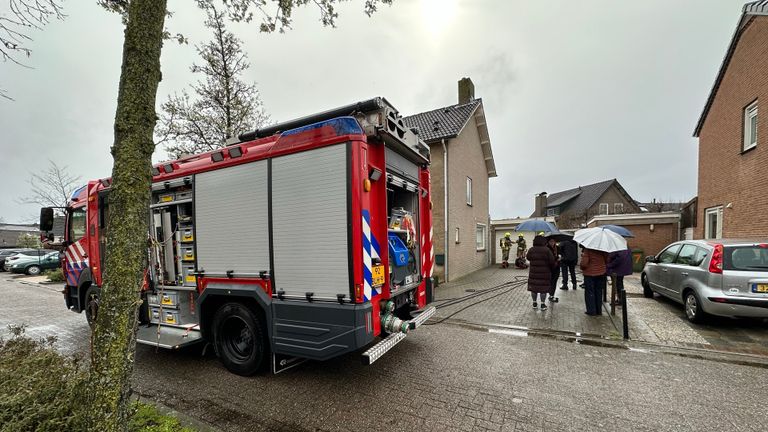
xmin=694 ymin=1 xmax=768 ymax=137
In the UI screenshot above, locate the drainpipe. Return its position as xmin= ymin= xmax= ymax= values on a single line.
xmin=442 ymin=138 xmax=449 ymax=283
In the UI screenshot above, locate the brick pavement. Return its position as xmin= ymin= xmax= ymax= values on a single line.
xmin=433 ymin=267 xmax=619 ymax=337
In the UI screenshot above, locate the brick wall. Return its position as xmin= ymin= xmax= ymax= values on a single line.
xmin=428 ymin=141 xmax=447 ymax=281
xmin=588 ymin=218 xmax=679 ymax=258
xmin=625 ymin=223 xmax=678 ymax=257
xmin=697 ymin=16 xmax=768 ymax=239
xmin=445 ymin=114 xmax=490 ymax=281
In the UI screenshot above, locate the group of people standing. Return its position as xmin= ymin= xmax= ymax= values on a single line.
xmin=525 ymin=233 xmax=633 ymax=315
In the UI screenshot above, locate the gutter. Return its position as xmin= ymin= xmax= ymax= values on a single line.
xmin=442 ymin=138 xmax=449 ymax=282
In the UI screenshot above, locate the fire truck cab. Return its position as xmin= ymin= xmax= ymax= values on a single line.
xmin=40 ymin=98 xmax=436 ymax=375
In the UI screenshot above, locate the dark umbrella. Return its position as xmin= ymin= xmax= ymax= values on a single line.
xmin=545 ymin=230 xmax=574 ymax=242
xmin=600 ymin=224 xmax=634 ymax=238
xmin=514 ymin=220 xmax=557 ymax=233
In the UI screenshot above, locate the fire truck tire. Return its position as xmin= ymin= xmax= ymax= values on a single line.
xmin=84 ymin=286 xmax=100 ymax=327
xmin=212 ymin=302 xmax=267 ymax=376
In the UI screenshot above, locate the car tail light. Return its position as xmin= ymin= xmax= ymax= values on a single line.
xmin=709 ymin=244 xmax=723 ymax=274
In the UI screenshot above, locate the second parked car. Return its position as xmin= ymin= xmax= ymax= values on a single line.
xmin=641 ymin=240 xmax=768 ymax=323
xmin=8 ymin=251 xmax=62 ymax=275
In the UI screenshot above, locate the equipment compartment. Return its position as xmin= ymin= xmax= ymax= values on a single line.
xmin=386 ymin=173 xmax=420 ymax=288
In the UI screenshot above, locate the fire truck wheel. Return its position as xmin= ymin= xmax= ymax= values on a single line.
xmin=212 ymin=302 xmax=266 ymax=376
xmin=85 ymin=286 xmax=100 ymax=327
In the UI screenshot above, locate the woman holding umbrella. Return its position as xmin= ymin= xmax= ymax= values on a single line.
xmin=574 ymin=227 xmax=628 ymax=316
xmin=526 ymin=234 xmax=556 ymax=310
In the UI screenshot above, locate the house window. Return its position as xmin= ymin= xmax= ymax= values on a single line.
xmin=466 ymin=177 xmax=472 ymax=206
xmin=455 ymin=227 xmax=460 ymax=244
xmin=614 ymin=203 xmax=624 ymax=214
xmin=475 ymin=224 xmax=486 ymax=251
xmin=744 ymin=101 xmax=758 ymax=152
xmin=705 ymin=206 xmax=723 ymax=240
xmin=546 ymin=207 xmax=559 ymax=216
xmin=599 ymin=203 xmax=609 ymax=215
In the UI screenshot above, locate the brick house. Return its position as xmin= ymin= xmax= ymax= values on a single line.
xmin=404 ymin=78 xmax=497 ymax=282
xmin=693 ymin=1 xmax=768 ymax=239
xmin=530 ymin=179 xmax=641 ymax=230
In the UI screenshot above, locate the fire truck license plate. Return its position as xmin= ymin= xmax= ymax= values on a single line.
xmin=372 ymin=265 xmax=385 ymax=286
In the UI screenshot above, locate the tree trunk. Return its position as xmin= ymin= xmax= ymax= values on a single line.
xmin=87 ymin=0 xmax=167 ymax=430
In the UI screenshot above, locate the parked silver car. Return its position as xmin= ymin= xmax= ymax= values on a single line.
xmin=641 ymin=240 xmax=768 ymax=323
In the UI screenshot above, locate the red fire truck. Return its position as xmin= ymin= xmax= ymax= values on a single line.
xmin=40 ymin=98 xmax=436 ymax=375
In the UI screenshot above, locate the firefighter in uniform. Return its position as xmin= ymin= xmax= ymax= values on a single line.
xmin=499 ymin=232 xmax=513 ymax=268
xmin=516 ymin=233 xmax=527 ymax=259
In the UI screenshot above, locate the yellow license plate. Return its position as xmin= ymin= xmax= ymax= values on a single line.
xmin=755 ymin=284 xmax=768 ymax=293
xmin=372 ymin=264 xmax=385 ymax=287
xmin=161 ymin=296 xmax=174 ymax=305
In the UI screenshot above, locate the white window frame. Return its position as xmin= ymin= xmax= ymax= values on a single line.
xmin=704 ymin=206 xmax=723 ymax=240
xmin=599 ymin=203 xmax=609 ymax=215
xmin=614 ymin=203 xmax=624 ymax=214
xmin=744 ymin=101 xmax=758 ymax=152
xmin=466 ymin=177 xmax=473 ymax=206
xmin=475 ymin=223 xmax=486 ymax=251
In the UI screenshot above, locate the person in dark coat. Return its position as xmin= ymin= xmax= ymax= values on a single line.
xmin=526 ymin=235 xmax=556 ymax=311
xmin=546 ymin=237 xmax=560 ymax=303
xmin=559 ymin=238 xmax=579 ymax=290
xmin=607 ymin=248 xmax=633 ymax=294
xmin=580 ymin=247 xmax=608 ymax=315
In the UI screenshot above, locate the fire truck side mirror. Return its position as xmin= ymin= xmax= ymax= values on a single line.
xmin=40 ymin=207 xmax=54 ymax=232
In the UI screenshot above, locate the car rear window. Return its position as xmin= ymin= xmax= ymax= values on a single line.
xmin=723 ymin=245 xmax=768 ymax=271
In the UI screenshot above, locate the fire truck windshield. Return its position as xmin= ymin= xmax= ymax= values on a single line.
xmin=68 ymin=208 xmax=87 ymax=242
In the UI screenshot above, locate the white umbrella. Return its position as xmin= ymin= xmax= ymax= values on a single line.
xmin=573 ymin=227 xmax=627 ymax=253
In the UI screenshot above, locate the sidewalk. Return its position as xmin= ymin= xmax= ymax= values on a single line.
xmin=433 ymin=267 xmax=619 ymax=338
xmin=433 ymin=267 xmax=768 ymax=359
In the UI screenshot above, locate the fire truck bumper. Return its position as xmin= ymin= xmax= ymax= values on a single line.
xmin=361 ymin=305 xmax=436 ymax=365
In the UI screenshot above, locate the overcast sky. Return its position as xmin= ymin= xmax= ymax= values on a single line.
xmin=0 ymin=0 xmax=749 ymax=223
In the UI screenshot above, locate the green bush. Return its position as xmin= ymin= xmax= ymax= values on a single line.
xmin=0 ymin=325 xmax=87 ymax=432
xmin=129 ymin=402 xmax=195 ymax=432
xmin=0 ymin=326 xmax=196 ymax=432
xmin=44 ymin=268 xmax=66 ymax=283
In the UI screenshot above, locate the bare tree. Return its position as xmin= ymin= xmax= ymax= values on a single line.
xmin=0 ymin=0 xmax=64 ymax=99
xmin=157 ymin=4 xmax=270 ymax=159
xmin=90 ymin=1 xmax=393 ymax=429
xmin=18 ymin=160 xmax=81 ymax=208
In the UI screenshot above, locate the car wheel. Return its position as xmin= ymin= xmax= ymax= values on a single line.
xmin=684 ymin=290 xmax=705 ymax=324
xmin=641 ymin=273 xmax=654 ymax=298
xmin=26 ymin=265 xmax=41 ymax=276
xmin=85 ymin=286 xmax=100 ymax=327
xmin=212 ymin=303 xmax=267 ymax=376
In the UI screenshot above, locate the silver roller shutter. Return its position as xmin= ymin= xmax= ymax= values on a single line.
xmin=272 ymin=144 xmax=349 ymax=300
xmin=195 ymin=160 xmax=270 ymax=275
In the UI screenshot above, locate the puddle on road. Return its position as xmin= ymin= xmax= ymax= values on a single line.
xmin=489 ymin=328 xmax=528 ymax=337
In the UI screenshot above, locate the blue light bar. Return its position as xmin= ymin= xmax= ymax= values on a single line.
xmin=70 ymin=185 xmax=87 ymax=200
xmin=279 ymin=116 xmax=363 ymax=138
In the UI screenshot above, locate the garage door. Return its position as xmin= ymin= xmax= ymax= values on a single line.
xmin=493 ymin=229 xmax=535 ymax=264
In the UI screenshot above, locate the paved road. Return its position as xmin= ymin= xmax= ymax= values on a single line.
xmin=3 ymin=274 xmax=768 ymax=431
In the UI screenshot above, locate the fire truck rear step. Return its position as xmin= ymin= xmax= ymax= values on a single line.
xmin=136 ymin=324 xmax=203 ymax=350
xmin=361 ymin=305 xmax=436 ymax=365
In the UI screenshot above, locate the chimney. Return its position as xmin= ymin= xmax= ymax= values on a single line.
xmin=458 ymin=77 xmax=475 ymax=104
xmin=534 ymin=192 xmax=548 ymax=217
